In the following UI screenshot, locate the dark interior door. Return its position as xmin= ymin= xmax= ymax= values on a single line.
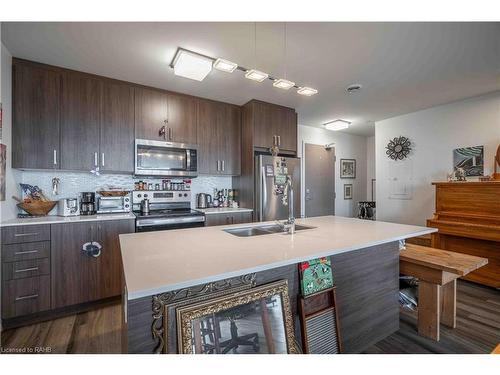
xmin=304 ymin=143 xmax=335 ymax=217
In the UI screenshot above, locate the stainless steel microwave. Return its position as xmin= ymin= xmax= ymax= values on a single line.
xmin=134 ymin=139 xmax=198 ymax=177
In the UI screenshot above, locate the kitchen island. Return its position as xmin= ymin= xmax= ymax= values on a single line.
xmin=119 ymin=216 xmax=436 ymax=354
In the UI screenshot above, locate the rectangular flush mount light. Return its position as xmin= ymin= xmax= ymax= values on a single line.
xmin=213 ymin=58 xmax=238 ymax=73
xmin=171 ymin=48 xmax=213 ymax=81
xmin=245 ymin=69 xmax=269 ymax=82
xmin=273 ymin=78 xmax=295 ymax=90
xmin=297 ymin=87 xmax=318 ymax=96
xmin=324 ymin=119 xmax=350 ymax=131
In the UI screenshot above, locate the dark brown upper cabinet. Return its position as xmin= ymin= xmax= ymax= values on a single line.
xmin=12 ymin=61 xmax=61 ymax=169
xmin=167 ymin=94 xmax=197 ymax=144
xmin=60 ymin=73 xmax=102 ymax=171
xmin=197 ymin=100 xmax=241 ymax=175
xmin=100 ymin=82 xmax=135 ymax=173
xmin=134 ymin=87 xmax=168 ymax=140
xmin=135 ymin=88 xmax=197 ymax=144
xmin=251 ymin=100 xmax=297 ymax=153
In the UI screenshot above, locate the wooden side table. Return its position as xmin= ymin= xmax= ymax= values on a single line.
xmin=400 ymin=244 xmax=488 ymax=341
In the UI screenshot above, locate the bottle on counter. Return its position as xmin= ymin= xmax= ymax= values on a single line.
xmin=148 ymin=183 xmax=153 ymax=190
xmin=155 ymin=183 xmax=160 ymax=191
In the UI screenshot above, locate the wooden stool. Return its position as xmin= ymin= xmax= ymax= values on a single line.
xmin=400 ymin=244 xmax=488 ymax=341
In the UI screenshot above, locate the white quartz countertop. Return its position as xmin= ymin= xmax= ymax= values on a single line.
xmin=120 ymin=215 xmax=436 ymax=300
xmin=196 ymin=207 xmax=253 ymax=215
xmin=0 ymin=213 xmax=136 ymax=227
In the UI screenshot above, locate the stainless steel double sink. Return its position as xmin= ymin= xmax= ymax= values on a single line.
xmin=223 ymin=223 xmax=315 ymax=237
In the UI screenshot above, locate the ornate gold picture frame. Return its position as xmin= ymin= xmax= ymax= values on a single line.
xmin=176 ymin=280 xmax=297 ymax=354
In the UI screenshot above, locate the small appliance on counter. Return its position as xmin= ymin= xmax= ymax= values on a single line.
xmin=196 ymin=193 xmax=212 ymax=209
xmin=96 ymin=191 xmax=131 ymax=214
xmin=80 ymin=192 xmax=96 ymax=216
xmin=57 ymin=197 xmax=80 ymax=217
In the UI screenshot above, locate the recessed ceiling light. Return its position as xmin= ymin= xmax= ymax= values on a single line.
xmin=273 ymin=78 xmax=295 ymax=90
xmin=346 ymin=84 xmax=362 ymax=94
xmin=245 ymin=69 xmax=269 ymax=82
xmin=324 ymin=119 xmax=351 ymax=131
xmin=213 ymin=58 xmax=238 ymax=73
xmin=171 ymin=48 xmax=213 ymax=82
xmin=297 ymin=87 xmax=318 ymax=96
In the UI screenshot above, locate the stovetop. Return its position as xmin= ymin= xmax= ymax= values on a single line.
xmin=133 ymin=208 xmax=204 ymax=219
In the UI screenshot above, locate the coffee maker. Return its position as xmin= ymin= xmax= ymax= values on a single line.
xmin=80 ymin=192 xmax=96 ymax=215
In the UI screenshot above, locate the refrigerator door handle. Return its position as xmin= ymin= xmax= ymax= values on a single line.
xmin=260 ymin=165 xmax=267 ymax=222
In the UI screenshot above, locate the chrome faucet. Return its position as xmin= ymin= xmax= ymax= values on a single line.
xmin=281 ymin=175 xmax=295 ymax=234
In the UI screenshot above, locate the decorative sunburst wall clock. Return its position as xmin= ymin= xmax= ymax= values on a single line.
xmin=386 ymin=136 xmax=412 ymax=160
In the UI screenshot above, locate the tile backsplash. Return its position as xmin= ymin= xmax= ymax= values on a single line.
xmin=17 ymin=171 xmax=232 ymax=214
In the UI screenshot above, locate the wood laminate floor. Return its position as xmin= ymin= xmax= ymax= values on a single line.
xmin=1 ymin=281 xmax=499 ymax=354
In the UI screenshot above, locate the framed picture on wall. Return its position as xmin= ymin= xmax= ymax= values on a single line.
xmin=340 ymin=159 xmax=356 ymax=178
xmin=344 ymin=184 xmax=353 ymax=200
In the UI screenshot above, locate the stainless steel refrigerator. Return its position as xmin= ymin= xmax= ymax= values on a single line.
xmin=254 ymin=155 xmax=301 ymax=222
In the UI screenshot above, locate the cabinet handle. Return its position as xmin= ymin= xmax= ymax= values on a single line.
xmin=94 ymin=152 xmax=98 ymax=167
xmin=14 ymin=250 xmax=39 ymax=255
xmin=53 ymin=150 xmax=57 ymax=165
xmin=277 ymin=136 xmax=281 ymax=147
xmin=217 ymin=160 xmax=220 ymax=171
xmin=15 ymin=267 xmax=39 ymax=273
xmin=14 ymin=233 xmax=39 ymax=238
xmin=15 ymin=294 xmax=38 ymax=301
xmin=169 ymin=128 xmax=173 ymax=141
xmin=222 ymin=160 xmax=225 ymax=172
xmin=101 ymin=153 xmax=105 ymax=167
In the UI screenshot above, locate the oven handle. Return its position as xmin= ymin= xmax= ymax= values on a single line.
xmin=136 ymin=216 xmax=205 ymax=227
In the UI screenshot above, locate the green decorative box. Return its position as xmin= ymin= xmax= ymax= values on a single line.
xmin=299 ymin=257 xmax=334 ymax=297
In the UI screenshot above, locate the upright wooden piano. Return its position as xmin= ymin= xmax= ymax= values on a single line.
xmin=427 ymin=181 xmax=500 ymax=288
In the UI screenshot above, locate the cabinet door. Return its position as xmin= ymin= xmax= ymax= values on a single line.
xmin=134 ymin=87 xmax=168 ymax=140
xmin=197 ymin=100 xmax=220 ymax=174
xmin=51 ymin=220 xmax=134 ymax=309
xmin=60 ymin=73 xmax=102 ymax=170
xmin=252 ymin=101 xmax=277 ymax=149
xmin=96 ymin=220 xmax=135 ymax=299
xmin=275 ymin=108 xmax=297 ymax=152
xmin=205 ymin=214 xmax=232 ymax=227
xmin=167 ymin=94 xmax=197 ymax=144
xmin=231 ymin=211 xmax=253 ymax=225
xmin=12 ymin=62 xmax=60 ymax=169
xmin=219 ymin=105 xmax=241 ymax=175
xmin=51 ymin=222 xmax=99 ymax=308
xmin=101 ymin=82 xmax=135 ymax=173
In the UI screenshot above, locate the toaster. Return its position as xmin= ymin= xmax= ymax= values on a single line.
xmin=57 ymin=198 xmax=80 ymax=216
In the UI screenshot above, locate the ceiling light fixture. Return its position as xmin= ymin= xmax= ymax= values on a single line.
xmin=171 ymin=48 xmax=213 ymax=82
xmin=245 ymin=69 xmax=269 ymax=82
xmin=297 ymin=87 xmax=318 ymax=96
xmin=213 ymin=58 xmax=238 ymax=73
xmin=324 ymin=119 xmax=351 ymax=131
xmin=273 ymin=78 xmax=295 ymax=90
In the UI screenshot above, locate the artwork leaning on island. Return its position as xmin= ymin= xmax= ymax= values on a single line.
xmin=176 ymin=280 xmax=297 ymax=354
xmin=453 ymin=145 xmax=484 ymax=177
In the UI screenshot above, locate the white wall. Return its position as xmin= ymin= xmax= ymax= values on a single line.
xmin=1 ymin=42 xmax=20 ymax=221
xmin=366 ymin=136 xmax=375 ymax=201
xmin=298 ymin=125 xmax=367 ymax=218
xmin=375 ymin=92 xmax=500 ymax=226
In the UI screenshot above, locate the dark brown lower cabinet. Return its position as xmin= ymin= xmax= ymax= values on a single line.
xmin=51 ymin=220 xmax=134 ymax=309
xmin=205 ymin=211 xmax=252 ymax=227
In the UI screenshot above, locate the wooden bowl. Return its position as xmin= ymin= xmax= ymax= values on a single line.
xmin=17 ymin=200 xmax=57 ymax=216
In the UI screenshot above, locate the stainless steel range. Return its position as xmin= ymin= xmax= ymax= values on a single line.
xmin=132 ymin=190 xmax=205 ymax=232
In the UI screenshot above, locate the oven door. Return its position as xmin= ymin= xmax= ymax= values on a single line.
xmin=135 ymin=216 xmax=205 ymax=232
xmin=135 ymin=139 xmax=198 ymax=177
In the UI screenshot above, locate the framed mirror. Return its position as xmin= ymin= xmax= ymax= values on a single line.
xmin=176 ymin=280 xmax=297 ymax=354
